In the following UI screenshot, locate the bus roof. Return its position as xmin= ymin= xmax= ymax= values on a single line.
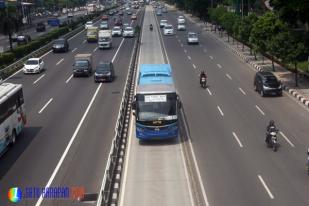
xmin=138 ymin=64 xmax=173 ymax=85
xmin=136 ymin=84 xmax=176 ymax=94
xmin=0 ymin=83 xmax=22 ymax=104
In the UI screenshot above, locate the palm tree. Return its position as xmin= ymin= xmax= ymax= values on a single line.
xmin=0 ymin=3 xmax=22 ymax=51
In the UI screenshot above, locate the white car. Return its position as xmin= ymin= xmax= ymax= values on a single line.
xmin=123 ymin=26 xmax=134 ymax=37
xmin=177 ymin=16 xmax=185 ymax=24
xmin=23 ymin=58 xmax=45 ymax=74
xmin=160 ymin=19 xmax=167 ymax=28
xmin=112 ymin=26 xmax=122 ymax=36
xmin=163 ymin=25 xmax=174 ymax=35
xmin=85 ymin=21 xmax=93 ymax=29
xmin=177 ymin=23 xmax=186 ymax=31
xmin=67 ymin=12 xmax=74 ymax=18
xmin=187 ymin=32 xmax=199 ymax=44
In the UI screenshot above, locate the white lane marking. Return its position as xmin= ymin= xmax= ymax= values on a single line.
xmin=203 ymin=49 xmax=207 ymax=53
xmin=178 ymin=39 xmax=181 ymax=42
xmin=207 ymin=88 xmax=212 ymax=96
xmin=192 ymin=64 xmax=196 ymax=69
xmin=176 ymin=35 xmax=178 ymax=38
xmin=72 ymin=48 xmax=77 ymax=52
xmin=255 ymin=105 xmax=265 ymax=116
xmin=239 ymin=87 xmax=246 ymax=95
xmin=279 ymin=131 xmax=295 ymax=147
xmin=180 ymin=111 xmax=210 ymax=206
xmin=83 ymin=39 xmax=86 ymax=43
xmin=111 ymin=38 xmax=125 ymax=63
xmin=226 ymin=74 xmax=232 ymax=80
xmin=33 ymin=74 xmax=45 ymax=85
xmin=232 ymin=132 xmax=243 ymax=148
xmin=217 ymin=106 xmax=224 ymax=116
xmin=93 ymin=47 xmax=98 ymax=52
xmin=65 ymin=74 xmax=73 ymax=83
xmin=199 ymin=44 xmax=202 ymax=47
xmin=56 ymin=58 xmax=64 ymax=65
xmin=38 ymin=98 xmax=53 ymax=114
xmin=184 ymin=49 xmax=187 ymax=53
xmin=258 ymin=175 xmax=274 ymax=199
xmin=35 ymin=84 xmax=102 ymax=206
xmin=180 ymin=43 xmax=183 ymax=47
xmin=217 ymin=64 xmax=222 ymax=69
xmin=188 ymin=56 xmax=191 ymax=60
xmin=209 ymin=55 xmax=213 ymax=60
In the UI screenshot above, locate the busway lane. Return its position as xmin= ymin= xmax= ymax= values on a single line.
xmin=158 ymin=8 xmax=309 ymax=206
xmin=0 ymin=16 xmax=139 ymax=206
xmin=119 ymin=5 xmax=193 ymax=206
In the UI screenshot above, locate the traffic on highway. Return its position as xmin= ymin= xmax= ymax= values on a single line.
xmin=1 ymin=1 xmax=309 ymax=206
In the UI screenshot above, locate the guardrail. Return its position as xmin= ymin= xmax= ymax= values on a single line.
xmin=94 ymin=8 xmax=145 ymax=206
xmin=0 ymin=6 xmax=117 ymax=81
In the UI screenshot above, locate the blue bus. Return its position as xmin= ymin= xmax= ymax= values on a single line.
xmin=133 ymin=64 xmax=181 ymax=140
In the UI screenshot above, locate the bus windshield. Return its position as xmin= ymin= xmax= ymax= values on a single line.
xmin=136 ymin=93 xmax=177 ymax=121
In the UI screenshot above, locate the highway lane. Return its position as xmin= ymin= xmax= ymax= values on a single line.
xmin=0 ymin=11 xmax=86 ymax=52
xmin=0 ymin=9 xmax=140 ymax=205
xmin=119 ymin=6 xmax=193 ymax=206
xmin=156 ymin=6 xmax=309 ymax=206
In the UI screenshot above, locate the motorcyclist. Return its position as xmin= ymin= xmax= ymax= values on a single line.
xmin=200 ymin=71 xmax=207 ymax=85
xmin=149 ymin=24 xmax=153 ymax=31
xmin=266 ymin=120 xmax=277 ymax=145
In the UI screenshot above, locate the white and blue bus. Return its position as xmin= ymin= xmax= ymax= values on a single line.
xmin=0 ymin=83 xmax=26 ymax=155
xmin=133 ymin=64 xmax=181 ymax=140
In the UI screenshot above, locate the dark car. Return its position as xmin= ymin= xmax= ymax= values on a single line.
xmin=254 ymin=71 xmax=282 ymax=97
xmin=36 ymin=22 xmax=46 ymax=32
xmin=108 ymin=10 xmax=114 ymax=16
xmin=94 ymin=62 xmax=115 ymax=82
xmin=52 ymin=38 xmax=69 ymax=52
xmin=115 ymin=18 xmax=123 ymax=26
xmin=16 ymin=34 xmax=31 ymax=45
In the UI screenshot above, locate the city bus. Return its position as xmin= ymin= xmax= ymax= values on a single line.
xmin=133 ymin=64 xmax=181 ymax=140
xmin=0 ymin=83 xmax=26 ymax=155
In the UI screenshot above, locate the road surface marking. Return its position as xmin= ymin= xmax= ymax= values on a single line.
xmin=56 ymin=58 xmax=64 ymax=65
xmin=209 ymin=55 xmax=213 ymax=60
xmin=176 ymin=35 xmax=178 ymax=38
xmin=72 ymin=48 xmax=77 ymax=52
xmin=38 ymin=98 xmax=53 ymax=114
xmin=279 ymin=131 xmax=295 ymax=147
xmin=83 ymin=39 xmax=86 ymax=43
xmin=192 ymin=64 xmax=196 ymax=69
xmin=217 ymin=106 xmax=224 ymax=116
xmin=35 ymin=84 xmax=102 ymax=206
xmin=226 ymin=74 xmax=232 ymax=80
xmin=232 ymin=132 xmax=243 ymax=148
xmin=178 ymin=39 xmax=181 ymax=42
xmin=217 ymin=64 xmax=222 ymax=68
xmin=188 ymin=56 xmax=191 ymax=60
xmin=239 ymin=87 xmax=246 ymax=95
xmin=33 ymin=74 xmax=45 ymax=85
xmin=203 ymin=49 xmax=207 ymax=53
xmin=180 ymin=43 xmax=183 ymax=47
xmin=180 ymin=111 xmax=210 ymax=206
xmin=258 ymin=175 xmax=274 ymax=199
xmin=184 ymin=49 xmax=187 ymax=53
xmin=65 ymin=74 xmax=73 ymax=83
xmin=255 ymin=105 xmax=265 ymax=116
xmin=207 ymin=88 xmax=212 ymax=95
xmin=199 ymin=44 xmax=202 ymax=47
xmin=93 ymin=47 xmax=98 ymax=52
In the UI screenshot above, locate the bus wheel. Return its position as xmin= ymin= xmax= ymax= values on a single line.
xmin=10 ymin=131 xmax=16 ymax=146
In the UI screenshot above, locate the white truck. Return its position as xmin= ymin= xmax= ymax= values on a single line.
xmin=98 ymin=30 xmax=112 ymax=49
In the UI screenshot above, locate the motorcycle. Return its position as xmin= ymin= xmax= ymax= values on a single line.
xmin=200 ymin=77 xmax=206 ymax=88
xmin=266 ymin=128 xmax=278 ymax=152
xmin=149 ymin=24 xmax=153 ymax=31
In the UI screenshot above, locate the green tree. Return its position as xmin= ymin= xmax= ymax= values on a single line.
xmin=238 ymin=13 xmax=258 ymax=51
xmin=0 ymin=3 xmax=22 ymax=51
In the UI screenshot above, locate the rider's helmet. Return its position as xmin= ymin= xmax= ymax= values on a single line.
xmin=269 ymin=120 xmax=275 ymax=126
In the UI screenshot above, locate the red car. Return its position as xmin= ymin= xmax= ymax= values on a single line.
xmin=115 ymin=18 xmax=122 ymax=26
xmin=101 ymin=15 xmax=108 ymax=20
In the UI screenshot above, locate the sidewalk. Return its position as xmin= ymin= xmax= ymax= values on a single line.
xmin=167 ymin=4 xmax=309 ymax=108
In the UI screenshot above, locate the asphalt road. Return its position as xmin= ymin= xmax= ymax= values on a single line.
xmin=0 ymin=7 xmax=141 ymax=206
xmin=119 ymin=6 xmax=193 ymax=206
xmin=154 ymin=5 xmax=309 ymax=206
xmin=0 ymin=10 xmax=87 ymax=52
